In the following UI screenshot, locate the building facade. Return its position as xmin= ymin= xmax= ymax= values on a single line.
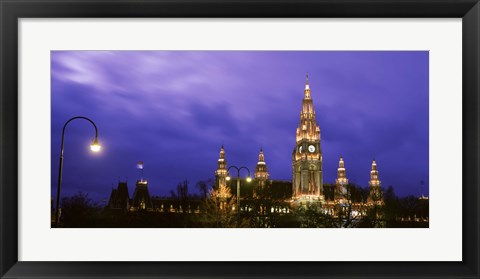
xmin=212 ymin=76 xmax=384 ymax=211
xmin=292 ymin=75 xmax=323 ymax=201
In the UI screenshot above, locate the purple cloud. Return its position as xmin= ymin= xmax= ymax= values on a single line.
xmin=51 ymin=51 xmax=429 ymax=201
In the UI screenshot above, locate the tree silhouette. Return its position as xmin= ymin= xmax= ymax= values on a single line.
xmin=60 ymin=192 xmax=102 ymax=227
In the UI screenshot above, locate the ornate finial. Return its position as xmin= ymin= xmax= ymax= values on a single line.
xmin=305 ymin=74 xmax=310 ymax=91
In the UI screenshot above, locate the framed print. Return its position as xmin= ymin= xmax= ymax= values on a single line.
xmin=1 ymin=0 xmax=479 ymax=278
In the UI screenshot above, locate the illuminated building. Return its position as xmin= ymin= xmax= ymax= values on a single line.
xmin=131 ymin=179 xmax=153 ymax=211
xmin=292 ymin=75 xmax=323 ymax=201
xmin=368 ymin=159 xmax=384 ymax=206
xmin=210 ymin=77 xmax=385 ymax=212
xmin=254 ymin=147 xmax=269 ymax=190
xmin=131 ymin=162 xmax=153 ymax=211
xmin=215 ymin=145 xmax=228 ymax=189
xmin=335 ymin=156 xmax=349 ymax=204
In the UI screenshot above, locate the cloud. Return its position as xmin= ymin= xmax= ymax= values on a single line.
xmin=51 ymin=51 xmax=429 ymax=199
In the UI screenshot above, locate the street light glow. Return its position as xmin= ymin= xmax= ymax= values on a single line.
xmin=246 ymin=176 xmax=252 ymax=183
xmin=226 ymin=176 xmax=231 ymax=181
xmin=55 ymin=116 xmax=100 ymax=227
xmin=90 ymin=137 xmax=101 ymax=152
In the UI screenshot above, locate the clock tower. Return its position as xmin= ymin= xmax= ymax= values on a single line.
xmin=292 ymin=75 xmax=323 ymax=200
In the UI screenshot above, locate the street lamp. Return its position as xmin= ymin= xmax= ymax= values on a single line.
xmin=54 ymin=116 xmax=101 ymax=227
xmin=226 ymin=165 xmax=252 ymax=225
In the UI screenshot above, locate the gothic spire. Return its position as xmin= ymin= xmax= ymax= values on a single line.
xmin=255 ymin=147 xmax=268 ymax=181
xmin=369 ymin=159 xmax=380 ymax=187
xmin=336 ymin=156 xmax=348 ymax=184
xmin=258 ymin=147 xmax=265 ymax=162
xmin=304 ymin=74 xmax=311 ymax=99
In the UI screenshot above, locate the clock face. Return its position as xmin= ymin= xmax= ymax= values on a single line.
xmin=299 ymin=146 xmax=303 ymax=153
xmin=308 ymin=145 xmax=315 ymax=153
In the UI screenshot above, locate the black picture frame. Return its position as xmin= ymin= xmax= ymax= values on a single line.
xmin=1 ymin=0 xmax=479 ymax=278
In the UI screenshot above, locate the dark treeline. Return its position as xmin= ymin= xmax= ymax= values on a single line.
xmin=53 ymin=180 xmax=428 ymax=228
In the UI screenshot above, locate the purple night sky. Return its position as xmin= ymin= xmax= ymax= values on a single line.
xmin=51 ymin=51 xmax=429 ymax=202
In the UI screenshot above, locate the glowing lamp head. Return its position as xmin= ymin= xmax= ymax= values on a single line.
xmin=90 ymin=137 xmax=101 ymax=152
xmin=246 ymin=176 xmax=252 ymax=183
xmin=226 ymin=176 xmax=231 ymax=181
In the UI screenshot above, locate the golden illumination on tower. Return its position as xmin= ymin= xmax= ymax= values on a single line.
xmin=254 ymin=147 xmax=269 ymax=184
xmin=368 ymin=159 xmax=384 ymax=205
xmin=336 ymin=156 xmax=348 ymax=185
xmin=335 ymin=156 xmax=349 ymax=203
xmin=369 ymin=159 xmax=381 ymax=187
xmin=295 ymin=75 xmax=321 ymax=160
xmin=215 ymin=145 xmax=228 ymax=188
xmin=292 ymin=75 xmax=323 ymax=200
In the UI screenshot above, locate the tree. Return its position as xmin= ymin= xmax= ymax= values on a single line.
xmin=196 ymin=179 xmax=214 ymax=199
xmin=292 ymin=202 xmax=330 ymax=228
xmin=383 ymin=185 xmax=401 ymax=226
xmin=60 ymin=192 xmax=102 ymax=227
xmin=177 ymin=180 xmax=189 ymax=200
xmin=359 ymin=186 xmax=386 ymax=228
xmin=324 ymin=183 xmax=370 ymax=228
xmin=244 ymin=180 xmax=285 ymax=228
xmin=201 ymin=184 xmax=239 ymax=227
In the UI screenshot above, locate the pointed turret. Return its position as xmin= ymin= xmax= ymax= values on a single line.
xmin=305 ymin=74 xmax=310 ymax=92
xmin=215 ymin=145 xmax=228 ymax=189
xmin=335 ymin=156 xmax=349 ymax=202
xmin=368 ymin=159 xmax=384 ymax=205
xmin=254 ymin=147 xmax=269 ymax=198
xmin=254 ymin=147 xmax=269 ymax=181
xmin=296 ymin=75 xmax=320 ymax=143
xmin=336 ymin=156 xmax=348 ymax=186
xmin=369 ymin=159 xmax=380 ymax=187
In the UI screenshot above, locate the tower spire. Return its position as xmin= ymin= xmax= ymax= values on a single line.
xmin=335 ymin=156 xmax=348 ymax=202
xmin=254 ymin=147 xmax=269 ymax=191
xmin=215 ymin=145 xmax=228 ymax=189
xmin=336 ymin=156 xmax=348 ymax=185
xmin=368 ymin=159 xmax=384 ymax=205
xmin=258 ymin=147 xmax=265 ymax=162
xmin=369 ymin=159 xmax=380 ymax=187
xmin=293 ymin=75 xmax=323 ymax=200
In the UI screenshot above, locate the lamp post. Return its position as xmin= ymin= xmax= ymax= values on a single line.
xmin=55 ymin=116 xmax=101 ymax=227
xmin=226 ymin=165 xmax=252 ymax=226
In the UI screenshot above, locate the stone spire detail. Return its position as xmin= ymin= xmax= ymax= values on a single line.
xmin=336 ymin=156 xmax=349 ymax=186
xmin=368 ymin=159 xmax=384 ymax=205
xmin=255 ymin=147 xmax=269 ymax=182
xmin=296 ymin=75 xmax=321 ymax=143
xmin=292 ymin=75 xmax=323 ymax=200
xmin=215 ymin=145 xmax=228 ymax=189
xmin=369 ymin=159 xmax=380 ymax=187
xmin=335 ymin=156 xmax=349 ymax=202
